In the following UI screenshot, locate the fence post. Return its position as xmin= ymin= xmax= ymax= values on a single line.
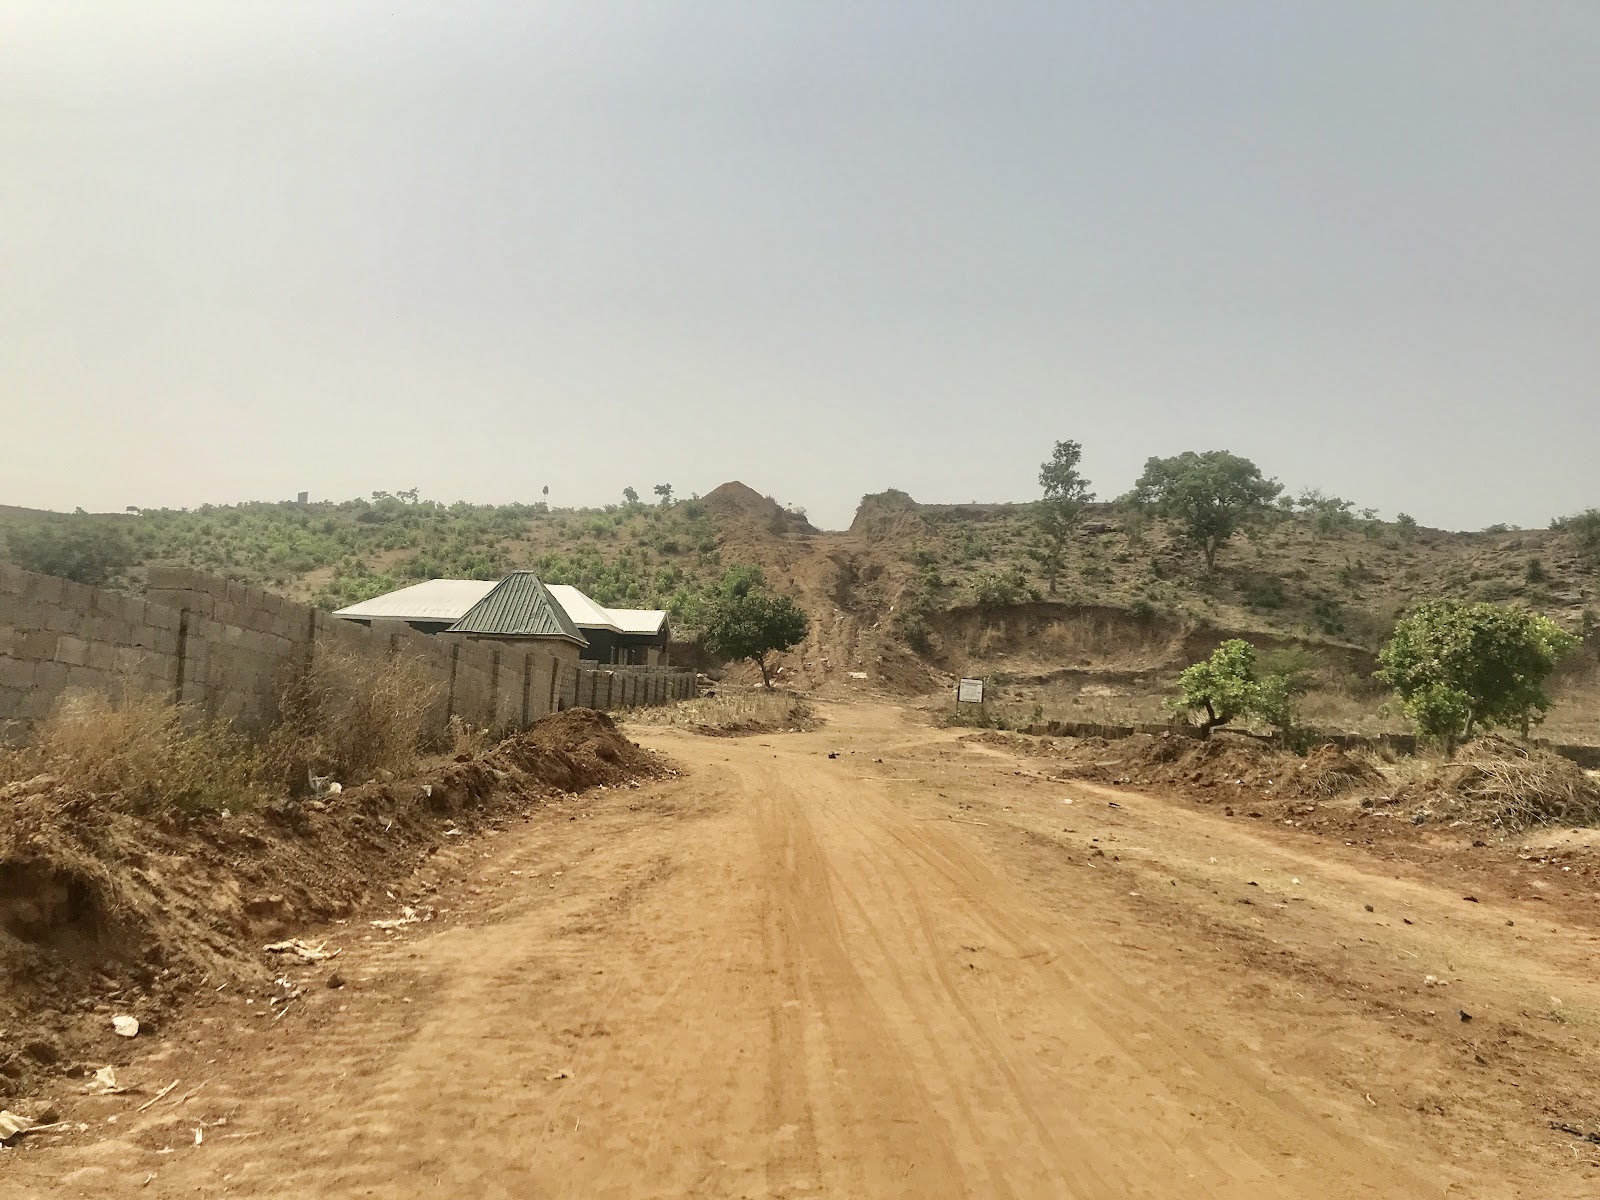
xmin=521 ymin=653 xmax=532 ymax=728
xmin=446 ymin=643 xmax=460 ymax=722
xmin=489 ymin=648 xmax=501 ymax=726
xmin=173 ymin=608 xmax=191 ymax=703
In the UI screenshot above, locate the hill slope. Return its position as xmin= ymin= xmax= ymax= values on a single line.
xmin=2 ymin=483 xmax=1596 ymax=732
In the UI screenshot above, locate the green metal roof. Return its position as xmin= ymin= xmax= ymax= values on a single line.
xmin=446 ymin=572 xmax=589 ymax=645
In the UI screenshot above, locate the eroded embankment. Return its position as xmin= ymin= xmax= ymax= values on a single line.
xmin=0 ymin=709 xmax=661 ymax=1099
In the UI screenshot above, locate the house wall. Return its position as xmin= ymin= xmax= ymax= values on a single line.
xmin=0 ymin=564 xmax=696 ymax=743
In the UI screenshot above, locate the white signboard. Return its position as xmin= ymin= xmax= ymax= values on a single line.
xmin=956 ymin=677 xmax=985 ymax=705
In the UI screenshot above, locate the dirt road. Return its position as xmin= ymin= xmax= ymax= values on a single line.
xmin=13 ymin=702 xmax=1599 ymax=1198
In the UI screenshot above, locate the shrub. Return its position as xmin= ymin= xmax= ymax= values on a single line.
xmin=1239 ymin=572 xmax=1287 ymax=609
xmin=971 ymin=566 xmax=1029 ymax=609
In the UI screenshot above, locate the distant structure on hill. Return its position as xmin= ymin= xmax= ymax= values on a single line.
xmin=334 ymin=574 xmax=671 ymax=666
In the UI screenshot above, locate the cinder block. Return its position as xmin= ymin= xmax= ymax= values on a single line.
xmin=17 ymin=630 xmax=58 ymax=659
xmin=30 ymin=574 xmax=65 ymax=605
xmin=146 ymin=601 xmax=180 ymax=631
xmin=88 ymin=642 xmax=117 ymax=672
xmin=34 ymin=659 xmax=68 ymax=694
xmin=0 ymin=657 xmax=34 ymax=689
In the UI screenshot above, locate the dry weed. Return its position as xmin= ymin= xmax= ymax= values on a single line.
xmin=0 ymin=691 xmax=260 ymax=812
xmin=1455 ymin=750 xmax=1600 ymax=832
xmin=1401 ymin=738 xmax=1600 ymax=833
xmin=448 ymin=714 xmax=492 ymax=758
xmin=262 ymin=648 xmax=443 ymax=788
xmin=628 ymin=690 xmax=813 ymax=733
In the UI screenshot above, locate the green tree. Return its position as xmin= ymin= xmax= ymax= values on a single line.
xmin=698 ymin=567 xmax=810 ymax=689
xmin=1395 ymin=512 xmax=1419 ymax=540
xmin=653 ymin=483 xmax=674 ymax=506
xmin=1128 ymin=451 xmax=1282 ymax=571
xmin=1376 ymin=600 xmax=1578 ymax=749
xmin=1032 ymin=440 xmax=1094 ymax=594
xmin=622 ymin=487 xmax=640 ymax=505
xmin=5 ymin=523 xmax=135 ymax=586
xmin=1169 ymin=639 xmax=1300 ymax=735
xmin=1296 ymin=488 xmax=1356 ymax=538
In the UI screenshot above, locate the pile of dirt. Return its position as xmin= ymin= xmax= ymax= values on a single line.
xmin=1280 ymin=744 xmax=1386 ymax=800
xmin=487 ymin=708 xmax=657 ymax=787
xmin=0 ymin=710 xmax=659 ymax=1100
xmin=1397 ymin=737 xmax=1600 ymax=833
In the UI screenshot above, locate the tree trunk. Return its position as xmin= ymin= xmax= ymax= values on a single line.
xmin=1199 ymin=699 xmax=1230 ymax=739
xmin=756 ymin=655 xmax=773 ymax=690
xmin=1204 ymin=539 xmax=1218 ymax=572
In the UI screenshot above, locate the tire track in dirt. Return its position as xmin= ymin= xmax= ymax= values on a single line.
xmin=16 ymin=701 xmax=1587 ymax=1198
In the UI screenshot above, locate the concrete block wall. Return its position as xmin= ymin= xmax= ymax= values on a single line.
xmin=0 ymin=562 xmax=182 ymax=728
xmin=2 ymin=565 xmax=697 ymax=742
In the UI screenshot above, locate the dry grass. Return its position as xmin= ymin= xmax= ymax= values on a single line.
xmin=261 ymin=648 xmax=444 ymax=789
xmin=626 ymin=690 xmax=814 ymax=733
xmin=0 ymin=691 xmax=261 ymax=812
xmin=1452 ymin=744 xmax=1600 ymax=832
xmin=1394 ymin=738 xmax=1600 ymax=833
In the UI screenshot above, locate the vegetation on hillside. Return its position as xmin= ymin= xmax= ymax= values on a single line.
xmin=0 ymin=488 xmax=727 ymax=617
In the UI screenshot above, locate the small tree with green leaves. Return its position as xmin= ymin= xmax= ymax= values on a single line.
xmin=1169 ymin=639 xmax=1300 ymax=736
xmin=698 ymin=567 xmax=810 ymax=689
xmin=1031 ymin=440 xmax=1094 ymax=594
xmin=653 ymin=483 xmax=674 ymax=506
xmin=1128 ymin=451 xmax=1282 ymax=571
xmin=1376 ymin=600 xmax=1578 ymax=750
xmin=622 ymin=486 xmax=640 ymax=506
xmin=1296 ymin=489 xmax=1356 ymax=538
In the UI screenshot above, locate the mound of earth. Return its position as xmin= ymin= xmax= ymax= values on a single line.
xmin=0 ymin=710 xmax=659 ymax=1100
xmin=703 ymin=481 xmax=815 ymax=532
xmin=1281 ymin=744 xmax=1386 ymax=800
xmin=1396 ymin=737 xmax=1600 ymax=832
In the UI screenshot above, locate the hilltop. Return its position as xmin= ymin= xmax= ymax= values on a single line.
xmin=2 ymin=481 xmax=1596 ymax=738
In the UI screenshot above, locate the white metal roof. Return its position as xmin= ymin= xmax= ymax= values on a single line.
xmin=335 ymin=577 xmax=668 ymax=637
xmin=605 ymin=606 xmax=668 ymax=635
xmin=333 ymin=578 xmax=496 ymax=622
xmin=545 ymin=584 xmax=622 ymax=632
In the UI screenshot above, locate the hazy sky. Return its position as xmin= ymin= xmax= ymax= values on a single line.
xmin=4 ymin=2 xmax=1597 ymax=530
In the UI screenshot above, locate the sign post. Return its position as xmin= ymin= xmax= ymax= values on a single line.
xmin=956 ymin=676 xmax=985 ymax=717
